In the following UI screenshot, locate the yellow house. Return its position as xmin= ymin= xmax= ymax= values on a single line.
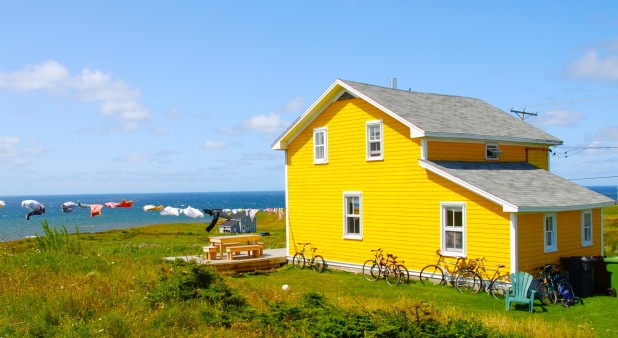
xmin=271 ymin=79 xmax=615 ymax=275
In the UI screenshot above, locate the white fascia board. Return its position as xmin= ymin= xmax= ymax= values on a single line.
xmin=418 ymin=159 xmax=519 ymax=212
xmin=337 ymin=80 xmax=424 ymax=139
xmin=423 ymin=132 xmax=563 ymax=146
xmin=271 ymin=81 xmax=344 ymax=150
xmin=516 ymin=201 xmax=616 ymax=213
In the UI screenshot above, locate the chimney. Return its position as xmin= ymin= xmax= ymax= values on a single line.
xmin=390 ymin=77 xmax=397 ymax=89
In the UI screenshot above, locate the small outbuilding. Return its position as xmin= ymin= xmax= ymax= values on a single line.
xmin=219 ymin=211 xmax=257 ymax=233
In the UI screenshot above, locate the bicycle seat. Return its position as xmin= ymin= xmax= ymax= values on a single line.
xmin=496 ymin=264 xmax=505 ymax=268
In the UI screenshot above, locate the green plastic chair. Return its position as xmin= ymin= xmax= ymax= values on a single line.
xmin=505 ymin=271 xmax=536 ymax=312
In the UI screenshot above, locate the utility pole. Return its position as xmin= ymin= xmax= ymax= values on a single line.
xmin=510 ymin=108 xmax=538 ymax=121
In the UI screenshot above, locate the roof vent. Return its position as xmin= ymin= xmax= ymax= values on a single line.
xmin=390 ymin=77 xmax=397 ymax=89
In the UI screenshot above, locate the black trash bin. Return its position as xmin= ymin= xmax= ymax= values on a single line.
xmin=561 ymin=256 xmax=597 ymax=297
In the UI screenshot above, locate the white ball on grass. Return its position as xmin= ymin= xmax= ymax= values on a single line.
xmin=282 ymin=284 xmax=289 ymax=291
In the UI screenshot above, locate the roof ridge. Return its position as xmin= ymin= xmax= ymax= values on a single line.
xmin=338 ymin=78 xmax=483 ymax=101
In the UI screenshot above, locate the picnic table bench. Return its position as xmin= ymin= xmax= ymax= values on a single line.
xmin=206 ymin=234 xmax=263 ymax=260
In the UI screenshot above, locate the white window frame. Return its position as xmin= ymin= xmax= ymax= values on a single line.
xmin=366 ymin=120 xmax=383 ymax=161
xmin=313 ymin=127 xmax=328 ymax=164
xmin=343 ymin=192 xmax=362 ymax=240
xmin=544 ymin=214 xmax=557 ymax=253
xmin=486 ymin=143 xmax=501 ymax=160
xmin=581 ymin=210 xmax=593 ymax=247
xmin=440 ymin=202 xmax=466 ymax=256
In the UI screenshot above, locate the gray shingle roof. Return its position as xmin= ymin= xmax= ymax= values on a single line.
xmin=419 ymin=160 xmax=615 ymax=212
xmin=340 ymin=80 xmax=562 ymax=145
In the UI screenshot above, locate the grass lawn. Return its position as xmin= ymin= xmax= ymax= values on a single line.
xmin=0 ymin=208 xmax=616 ymax=337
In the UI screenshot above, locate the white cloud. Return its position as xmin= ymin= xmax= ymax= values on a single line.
xmin=0 ymin=136 xmax=33 ymax=165
xmin=591 ymin=126 xmax=618 ymax=142
xmin=534 ymin=109 xmax=583 ymax=128
xmin=279 ymin=96 xmax=304 ymax=113
xmin=565 ymin=50 xmax=618 ymax=81
xmin=0 ymin=61 xmax=150 ymax=131
xmin=113 ymin=153 xmax=152 ymax=163
xmin=242 ymin=112 xmax=288 ymax=133
xmin=0 ymin=60 xmax=69 ymax=91
xmin=203 ymin=140 xmax=228 ymax=149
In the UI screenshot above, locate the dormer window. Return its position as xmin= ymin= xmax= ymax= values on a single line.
xmin=486 ymin=143 xmax=501 ymax=160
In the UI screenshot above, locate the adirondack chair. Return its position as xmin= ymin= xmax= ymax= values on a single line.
xmin=505 ymin=271 xmax=536 ymax=312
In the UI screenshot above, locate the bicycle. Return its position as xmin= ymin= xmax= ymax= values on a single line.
xmin=465 ymin=257 xmax=510 ymax=299
xmin=419 ymin=249 xmax=470 ymax=286
xmin=534 ymin=263 xmax=575 ymax=305
xmin=392 ymin=255 xmax=410 ymax=284
xmin=362 ymin=249 xmax=403 ymax=286
xmin=292 ymin=242 xmax=325 ymax=273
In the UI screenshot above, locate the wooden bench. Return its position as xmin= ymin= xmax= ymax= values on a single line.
xmin=203 ymin=245 xmax=218 ymax=260
xmin=226 ymin=244 xmax=264 ymax=260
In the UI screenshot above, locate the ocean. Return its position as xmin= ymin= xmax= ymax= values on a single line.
xmin=0 ymin=187 xmax=616 ymax=242
xmin=0 ymin=191 xmax=285 ymax=242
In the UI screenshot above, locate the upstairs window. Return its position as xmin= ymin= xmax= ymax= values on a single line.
xmin=313 ymin=127 xmax=328 ymax=164
xmin=581 ymin=210 xmax=592 ymax=247
xmin=486 ymin=143 xmax=501 ymax=160
xmin=544 ymin=214 xmax=557 ymax=252
xmin=366 ymin=120 xmax=383 ymax=160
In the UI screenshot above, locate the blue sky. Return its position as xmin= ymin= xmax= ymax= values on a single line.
xmin=1 ymin=1 xmax=617 ymax=195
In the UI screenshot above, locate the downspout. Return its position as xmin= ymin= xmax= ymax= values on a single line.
xmin=510 ymin=213 xmax=518 ymax=273
xmin=601 ymin=208 xmax=605 ymax=256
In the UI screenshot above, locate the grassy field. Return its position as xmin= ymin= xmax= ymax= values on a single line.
xmin=0 ymin=208 xmax=616 ymax=337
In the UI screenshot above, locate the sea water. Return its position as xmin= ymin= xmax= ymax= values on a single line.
xmin=0 ymin=191 xmax=285 ymax=242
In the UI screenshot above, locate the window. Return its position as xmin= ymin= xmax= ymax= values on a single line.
xmin=343 ymin=192 xmax=362 ymax=239
xmin=441 ymin=203 xmax=465 ymax=255
xmin=582 ymin=210 xmax=592 ymax=247
xmin=544 ymin=214 xmax=557 ymax=252
xmin=486 ymin=143 xmax=501 ymax=160
xmin=313 ymin=127 xmax=328 ymax=164
xmin=366 ymin=121 xmax=383 ymax=160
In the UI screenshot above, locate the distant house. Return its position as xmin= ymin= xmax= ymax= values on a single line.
xmin=271 ymin=79 xmax=615 ymax=274
xmin=219 ymin=211 xmax=257 ymax=233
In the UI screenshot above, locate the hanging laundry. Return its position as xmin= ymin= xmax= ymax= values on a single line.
xmin=104 ymin=202 xmax=119 ymax=208
xmin=61 ymin=201 xmax=78 ymax=213
xmin=90 ymin=204 xmax=103 ymax=218
xmin=160 ymin=206 xmax=182 ymax=216
xmin=22 ymin=200 xmax=45 ymax=220
xmin=203 ymin=208 xmax=232 ymax=232
xmin=77 ymin=201 xmax=90 ymax=208
xmin=143 ymin=204 xmax=164 ymax=212
xmin=117 ymin=199 xmax=133 ymax=208
xmin=182 ymin=206 xmax=204 ymax=219
xmin=0 ymin=200 xmax=5 ymax=208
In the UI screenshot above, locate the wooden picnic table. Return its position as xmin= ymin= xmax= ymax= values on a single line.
xmin=208 ymin=234 xmax=263 ymax=260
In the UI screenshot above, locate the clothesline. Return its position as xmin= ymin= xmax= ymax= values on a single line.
xmin=3 ymin=199 xmax=285 ymax=224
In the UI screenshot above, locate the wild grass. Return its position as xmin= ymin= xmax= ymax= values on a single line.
xmin=0 ymin=210 xmax=615 ymax=336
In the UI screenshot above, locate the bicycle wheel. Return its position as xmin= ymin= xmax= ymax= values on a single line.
xmin=292 ymin=253 xmax=305 ymax=269
xmin=535 ymin=282 xmax=558 ymax=305
xmin=489 ymin=275 xmax=511 ymax=300
xmin=419 ymin=265 xmax=445 ymax=285
xmin=455 ymin=270 xmax=482 ymax=294
xmin=397 ymin=265 xmax=410 ymax=284
xmin=385 ymin=265 xmax=402 ymax=286
xmin=557 ymin=279 xmax=575 ymax=299
xmin=311 ymin=255 xmax=325 ymax=273
xmin=363 ymin=260 xmax=380 ymax=281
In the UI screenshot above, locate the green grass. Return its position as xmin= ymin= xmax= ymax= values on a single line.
xmin=0 ymin=210 xmax=616 ymax=337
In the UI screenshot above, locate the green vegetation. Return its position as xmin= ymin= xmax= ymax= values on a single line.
xmin=0 ymin=210 xmax=616 ymax=337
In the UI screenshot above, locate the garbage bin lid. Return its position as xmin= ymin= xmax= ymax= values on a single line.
xmin=604 ymin=257 xmax=618 ymax=263
xmin=581 ymin=256 xmax=597 ymax=262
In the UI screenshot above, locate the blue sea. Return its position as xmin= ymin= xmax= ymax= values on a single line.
xmin=0 ymin=191 xmax=285 ymax=242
